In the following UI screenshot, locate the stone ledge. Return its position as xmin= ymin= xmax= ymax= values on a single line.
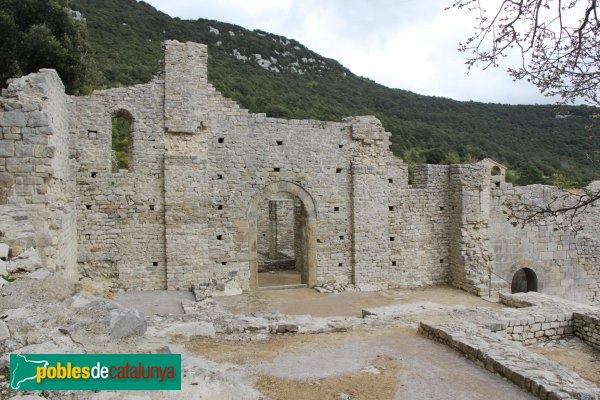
xmin=419 ymin=321 xmax=600 ymax=400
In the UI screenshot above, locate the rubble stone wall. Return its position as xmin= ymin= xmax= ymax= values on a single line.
xmin=574 ymin=312 xmax=600 ymax=350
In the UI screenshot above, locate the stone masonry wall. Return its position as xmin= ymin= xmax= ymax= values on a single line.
xmin=573 ymin=312 xmax=600 ymax=350
xmin=0 ymin=69 xmax=77 ymax=279
xmin=489 ymin=183 xmax=596 ymax=304
xmin=71 ymin=78 xmax=166 ymax=290
xmin=3 ymin=40 xmax=600 ymax=300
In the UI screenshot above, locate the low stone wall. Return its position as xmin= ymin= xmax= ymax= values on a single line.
xmin=574 ymin=312 xmax=600 ymax=350
xmin=419 ymin=322 xmax=600 ymax=399
xmin=505 ymin=314 xmax=573 ymax=345
xmin=499 ymin=292 xmax=586 ymax=345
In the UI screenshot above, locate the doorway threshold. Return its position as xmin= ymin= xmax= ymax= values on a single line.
xmin=258 ymin=284 xmax=307 ymax=291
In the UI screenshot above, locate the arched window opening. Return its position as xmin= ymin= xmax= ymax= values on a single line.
xmin=112 ymin=110 xmax=134 ymax=171
xmin=491 ymin=166 xmax=502 ymax=176
xmin=511 ymin=268 xmax=538 ymax=293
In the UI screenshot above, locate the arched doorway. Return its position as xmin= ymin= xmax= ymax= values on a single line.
xmin=248 ymin=181 xmax=317 ymax=289
xmin=511 ymin=268 xmax=538 ymax=293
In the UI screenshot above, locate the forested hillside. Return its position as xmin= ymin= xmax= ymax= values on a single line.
xmin=71 ymin=0 xmax=599 ymax=186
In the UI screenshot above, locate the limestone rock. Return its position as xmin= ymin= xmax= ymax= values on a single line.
xmin=213 ymin=280 xmax=243 ymax=297
xmin=9 ymin=395 xmax=46 ymax=400
xmin=105 ymin=308 xmax=147 ymax=339
xmin=86 ymin=298 xmax=120 ymax=311
xmin=28 ymin=269 xmax=53 ymax=281
xmin=165 ymin=321 xmax=216 ymax=340
xmin=0 ymin=243 xmax=8 ymax=259
xmin=8 ymin=244 xmax=22 ymax=258
xmin=6 ymin=248 xmax=42 ymax=273
xmin=0 ymin=320 xmax=10 ymax=341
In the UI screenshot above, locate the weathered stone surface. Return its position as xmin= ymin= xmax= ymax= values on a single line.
xmin=104 ymin=308 xmax=147 ymax=339
xmin=5 ymin=248 xmax=42 ymax=273
xmin=0 ymin=320 xmax=10 ymax=340
xmin=165 ymin=321 xmax=216 ymax=340
xmin=28 ymin=269 xmax=52 ymax=280
xmin=0 ymin=39 xmax=599 ymax=305
xmin=419 ymin=321 xmax=600 ymax=399
xmin=0 ymin=243 xmax=8 ymax=259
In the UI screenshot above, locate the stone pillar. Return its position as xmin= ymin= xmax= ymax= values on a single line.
xmin=347 ymin=116 xmax=393 ymax=291
xmin=0 ymin=69 xmax=78 ymax=279
xmin=163 ymin=40 xmax=208 ymax=134
xmin=268 ymin=200 xmax=278 ymax=259
xmin=448 ymin=164 xmax=498 ymax=296
xmin=162 ymin=41 xmax=211 ymax=289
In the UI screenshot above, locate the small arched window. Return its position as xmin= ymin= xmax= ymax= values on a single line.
xmin=111 ymin=109 xmax=134 ymax=171
xmin=491 ymin=166 xmax=502 ymax=176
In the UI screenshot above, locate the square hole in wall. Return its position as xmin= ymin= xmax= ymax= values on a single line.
xmin=221 ymin=262 xmax=227 ymax=266
xmin=389 ymin=206 xmax=395 ymax=211
xmin=273 ymin=167 xmax=281 ymax=172
xmin=336 ymin=168 xmax=342 ymax=173
xmin=149 ymin=205 xmax=155 ymax=211
xmin=85 ymin=234 xmax=91 ymax=240
xmin=388 ymin=178 xmax=394 ymax=184
xmin=338 ymin=144 xmax=344 ymax=149
xmin=277 ymin=140 xmax=283 ymax=145
xmin=317 ymin=239 xmax=322 ymax=243
xmin=91 ymin=172 xmax=97 ymax=178
xmin=439 ymin=206 xmax=445 ymax=211
xmin=439 ymin=259 xmax=444 ymax=263
xmin=392 ymin=261 xmax=397 ymax=266
xmin=152 ymin=261 xmax=158 ymax=267
xmin=217 ymin=235 xmax=223 ymax=240
xmin=217 ymin=174 xmax=223 ymax=180
xmin=218 ymin=137 xmax=224 ymax=143
xmin=338 ymin=262 xmax=343 ymax=267
xmin=217 ymin=205 xmax=223 ymax=210
xmin=334 ymin=207 xmax=340 ymax=212
xmin=85 ymin=204 xmax=91 ymax=210
xmin=495 ymin=182 xmax=500 ymax=188
xmin=339 ymin=235 xmax=344 ymax=240
xmin=390 ymin=237 xmax=395 ymax=242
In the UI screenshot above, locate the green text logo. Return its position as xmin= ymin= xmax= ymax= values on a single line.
xmin=10 ymin=354 xmax=181 ymax=390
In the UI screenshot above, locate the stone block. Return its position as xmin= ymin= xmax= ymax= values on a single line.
xmin=104 ymin=308 xmax=147 ymax=340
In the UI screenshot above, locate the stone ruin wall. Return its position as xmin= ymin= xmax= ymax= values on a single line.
xmin=0 ymin=69 xmax=78 ymax=279
xmin=489 ymin=182 xmax=600 ymax=305
xmin=1 ymin=40 xmax=599 ymax=304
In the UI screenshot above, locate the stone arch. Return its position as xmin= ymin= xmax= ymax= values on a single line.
xmin=511 ymin=267 xmax=538 ymax=293
xmin=248 ymin=181 xmax=317 ymax=288
xmin=111 ymin=109 xmax=134 ymax=171
xmin=491 ymin=166 xmax=502 ymax=176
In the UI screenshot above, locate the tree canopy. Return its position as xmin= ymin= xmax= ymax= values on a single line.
xmin=450 ymin=0 xmax=600 ymax=228
xmin=0 ymin=0 xmax=95 ymax=94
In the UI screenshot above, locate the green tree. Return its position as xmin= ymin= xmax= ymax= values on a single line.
xmin=0 ymin=0 xmax=95 ymax=94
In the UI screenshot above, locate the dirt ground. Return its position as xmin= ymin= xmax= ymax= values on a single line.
xmin=258 ymin=270 xmax=302 ymax=287
xmin=188 ymin=326 xmax=535 ymax=399
xmin=214 ymin=285 xmax=503 ymax=317
xmin=529 ymin=336 xmax=600 ymax=385
xmin=112 ymin=285 xmax=568 ymax=399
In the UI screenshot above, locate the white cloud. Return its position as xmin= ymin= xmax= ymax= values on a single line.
xmin=141 ymin=0 xmax=559 ymax=105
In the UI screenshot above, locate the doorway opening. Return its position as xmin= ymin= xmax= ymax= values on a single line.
xmin=248 ymin=181 xmax=317 ymax=289
xmin=511 ymin=268 xmax=538 ymax=293
xmin=257 ymin=195 xmax=302 ymax=287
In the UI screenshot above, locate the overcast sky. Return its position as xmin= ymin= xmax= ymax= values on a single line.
xmin=143 ymin=0 xmax=560 ymax=105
